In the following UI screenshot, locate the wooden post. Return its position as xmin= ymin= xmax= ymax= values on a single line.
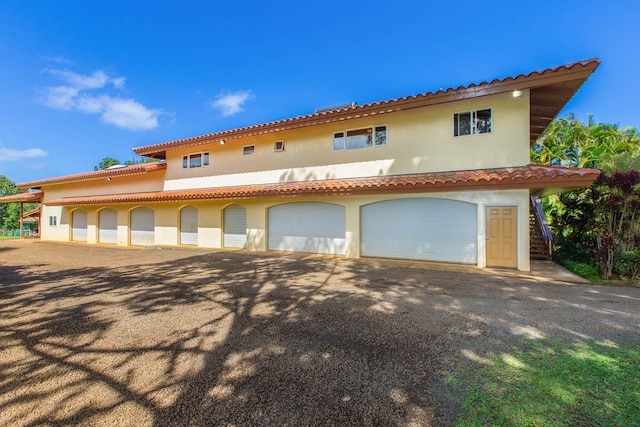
xmin=19 ymin=202 xmax=24 ymax=239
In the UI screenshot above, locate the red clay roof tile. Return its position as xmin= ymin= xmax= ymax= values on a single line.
xmin=0 ymin=192 xmax=43 ymax=203
xmin=17 ymin=162 xmax=167 ymax=189
xmin=44 ymin=165 xmax=599 ymax=206
xmin=133 ymin=59 xmax=600 ymax=158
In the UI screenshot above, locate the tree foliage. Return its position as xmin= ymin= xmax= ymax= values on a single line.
xmin=0 ymin=175 xmax=22 ymax=229
xmin=531 ymin=115 xmax=640 ymax=279
xmin=94 ymin=156 xmax=157 ymax=170
xmin=94 ymin=157 xmax=121 ymax=171
xmin=531 ymin=114 xmax=640 ymax=168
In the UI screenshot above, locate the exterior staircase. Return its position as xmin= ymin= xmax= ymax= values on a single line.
xmin=530 ymin=196 xmax=553 ymax=260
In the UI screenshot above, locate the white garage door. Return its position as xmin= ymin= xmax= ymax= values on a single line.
xmin=268 ymin=202 xmax=346 ymax=255
xmin=361 ymin=198 xmax=477 ymax=264
xmin=224 ymin=204 xmax=247 ymax=248
xmin=130 ymin=207 xmax=154 ymax=246
xmin=180 ymin=206 xmax=198 ymax=246
xmin=98 ymin=208 xmax=117 ymax=244
xmin=72 ymin=209 xmax=88 ymax=242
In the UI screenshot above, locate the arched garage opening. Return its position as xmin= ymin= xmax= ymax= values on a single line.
xmin=180 ymin=205 xmax=198 ymax=246
xmin=130 ymin=207 xmax=154 ymax=246
xmin=361 ymin=198 xmax=478 ymax=264
xmin=223 ymin=204 xmax=247 ymax=248
xmin=98 ymin=208 xmax=117 ymax=244
xmin=71 ymin=209 xmax=88 ymax=242
xmin=268 ymin=202 xmax=346 ymax=255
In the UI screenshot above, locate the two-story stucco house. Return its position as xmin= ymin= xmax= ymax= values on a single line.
xmin=4 ymin=59 xmax=602 ymax=271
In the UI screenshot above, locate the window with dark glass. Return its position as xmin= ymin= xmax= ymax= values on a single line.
xmin=182 ymin=152 xmax=210 ymax=168
xmin=243 ymin=145 xmax=255 ymax=156
xmin=333 ymin=126 xmax=387 ymax=151
xmin=454 ymin=109 xmax=492 ymax=137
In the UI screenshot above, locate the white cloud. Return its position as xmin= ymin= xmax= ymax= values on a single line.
xmin=43 ymin=55 xmax=71 ymax=64
xmin=40 ymin=68 xmax=160 ymax=131
xmin=210 ymin=90 xmax=254 ymax=117
xmin=0 ymin=147 xmax=48 ymax=162
xmin=101 ymin=98 xmax=160 ymax=131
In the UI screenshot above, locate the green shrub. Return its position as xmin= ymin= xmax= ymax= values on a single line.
xmin=614 ymin=250 xmax=640 ymax=279
xmin=561 ymin=260 xmax=600 ymax=281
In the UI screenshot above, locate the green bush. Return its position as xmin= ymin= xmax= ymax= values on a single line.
xmin=561 ymin=260 xmax=600 ymax=281
xmin=614 ymin=250 xmax=640 ymax=279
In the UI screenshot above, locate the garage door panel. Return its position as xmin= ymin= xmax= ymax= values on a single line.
xmin=72 ymin=210 xmax=87 ymax=242
xmin=224 ymin=204 xmax=247 ymax=248
xmin=268 ymin=202 xmax=346 ymax=255
xmin=98 ymin=209 xmax=117 ymax=244
xmin=180 ymin=206 xmax=198 ymax=246
xmin=361 ymin=198 xmax=477 ymax=264
xmin=131 ymin=207 xmax=154 ymax=246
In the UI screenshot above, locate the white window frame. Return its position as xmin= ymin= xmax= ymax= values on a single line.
xmin=453 ymin=108 xmax=492 ymax=137
xmin=333 ymin=125 xmax=388 ymax=151
xmin=49 ymin=216 xmax=57 ymax=226
xmin=274 ymin=140 xmax=285 ymax=152
xmin=182 ymin=152 xmax=210 ymax=169
xmin=243 ymin=145 xmax=255 ymax=156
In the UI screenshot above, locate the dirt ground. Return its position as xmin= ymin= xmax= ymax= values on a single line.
xmin=1 ymin=240 xmax=639 ymax=426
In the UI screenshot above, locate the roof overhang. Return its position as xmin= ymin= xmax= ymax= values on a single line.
xmin=0 ymin=192 xmax=43 ymax=203
xmin=44 ymin=165 xmax=599 ymax=206
xmin=17 ymin=162 xmax=167 ymax=190
xmin=132 ymin=59 xmax=600 ymax=159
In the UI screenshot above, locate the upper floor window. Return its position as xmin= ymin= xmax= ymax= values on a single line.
xmin=333 ymin=126 xmax=387 ymax=151
xmin=182 ymin=152 xmax=210 ymax=168
xmin=49 ymin=216 xmax=57 ymax=226
xmin=454 ymin=108 xmax=492 ymax=137
xmin=243 ymin=145 xmax=255 ymax=156
xmin=274 ymin=140 xmax=285 ymax=152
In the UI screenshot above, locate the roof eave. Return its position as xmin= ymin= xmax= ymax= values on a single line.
xmin=16 ymin=162 xmax=167 ymax=189
xmin=44 ymin=166 xmax=600 ymax=206
xmin=132 ymin=59 xmax=600 ymax=158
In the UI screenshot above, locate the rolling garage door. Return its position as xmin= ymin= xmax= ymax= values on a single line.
xmin=71 ymin=209 xmax=88 ymax=242
xmin=361 ymin=198 xmax=477 ymax=264
xmin=98 ymin=208 xmax=117 ymax=244
xmin=268 ymin=202 xmax=346 ymax=255
xmin=130 ymin=207 xmax=154 ymax=246
xmin=223 ymin=204 xmax=247 ymax=248
xmin=180 ymin=206 xmax=198 ymax=245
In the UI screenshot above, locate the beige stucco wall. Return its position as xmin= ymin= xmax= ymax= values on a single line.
xmin=41 ymin=172 xmax=165 ymax=202
xmin=163 ymin=90 xmax=530 ymax=191
xmin=34 ymin=89 xmax=533 ymax=270
xmin=40 ymin=189 xmax=531 ymax=271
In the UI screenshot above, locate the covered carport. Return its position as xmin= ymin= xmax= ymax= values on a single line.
xmin=0 ymin=191 xmax=43 ymax=238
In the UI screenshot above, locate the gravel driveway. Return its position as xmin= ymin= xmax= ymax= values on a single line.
xmin=1 ymin=240 xmax=639 ymax=426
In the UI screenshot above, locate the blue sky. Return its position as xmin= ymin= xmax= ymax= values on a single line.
xmin=1 ymin=0 xmax=639 ymax=184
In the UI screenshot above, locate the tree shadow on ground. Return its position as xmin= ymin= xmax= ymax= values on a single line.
xmin=0 ymin=242 xmax=639 ymax=426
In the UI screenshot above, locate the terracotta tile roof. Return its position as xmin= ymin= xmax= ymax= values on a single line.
xmin=133 ymin=59 xmax=600 ymax=158
xmin=17 ymin=162 xmax=167 ymax=189
xmin=45 ymin=165 xmax=599 ymax=206
xmin=0 ymin=192 xmax=43 ymax=203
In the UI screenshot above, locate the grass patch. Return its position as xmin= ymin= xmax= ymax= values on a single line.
xmin=454 ymin=339 xmax=640 ymax=426
xmin=559 ymin=260 xmax=640 ymax=286
xmin=0 ymin=235 xmax=19 ymax=240
xmin=560 ymin=260 xmax=599 ymax=281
